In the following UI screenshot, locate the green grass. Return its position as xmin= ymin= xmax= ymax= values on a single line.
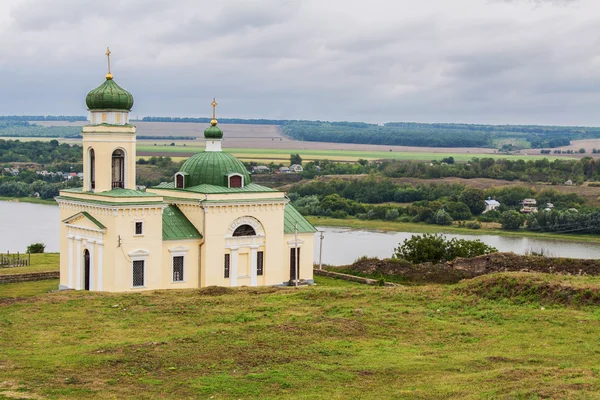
xmin=313 ymin=274 xmax=364 ymax=287
xmin=308 ymin=216 xmax=600 ymax=243
xmin=2 ymin=275 xmax=600 ymax=398
xmin=0 ymin=196 xmax=57 ymax=205
xmin=0 ymin=279 xmax=58 ymax=298
xmin=0 ymin=253 xmax=59 ymax=275
xmin=137 ymin=145 xmax=571 ymax=162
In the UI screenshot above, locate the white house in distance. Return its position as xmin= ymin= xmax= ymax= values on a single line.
xmin=289 ymin=164 xmax=304 ymax=172
xmin=484 ymin=198 xmax=500 ymax=213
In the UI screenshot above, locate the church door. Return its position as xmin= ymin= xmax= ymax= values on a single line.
xmin=84 ymin=249 xmax=90 ymax=291
xmin=289 ymin=248 xmax=300 ymax=283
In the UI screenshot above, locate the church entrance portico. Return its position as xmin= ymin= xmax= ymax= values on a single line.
xmin=225 ymin=217 xmax=265 ymax=287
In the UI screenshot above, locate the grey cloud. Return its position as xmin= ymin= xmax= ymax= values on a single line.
xmin=1 ymin=0 xmax=600 ymax=125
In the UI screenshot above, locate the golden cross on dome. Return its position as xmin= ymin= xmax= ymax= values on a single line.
xmin=105 ymin=47 xmax=113 ymax=79
xmin=211 ymin=98 xmax=218 ymax=126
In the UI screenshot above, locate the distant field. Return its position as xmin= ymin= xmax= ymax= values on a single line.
xmin=14 ymin=120 xmax=583 ymax=162
xmin=137 ymin=145 xmax=574 ymax=162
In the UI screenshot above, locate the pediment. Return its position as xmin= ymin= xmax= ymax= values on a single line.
xmin=63 ymin=212 xmax=106 ymax=231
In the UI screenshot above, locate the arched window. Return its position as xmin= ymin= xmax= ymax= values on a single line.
xmin=89 ymin=148 xmax=95 ymax=190
xmin=176 ymin=174 xmax=184 ymax=188
xmin=232 ymin=225 xmax=256 ymax=237
xmin=229 ymin=175 xmax=243 ymax=188
xmin=112 ymin=149 xmax=125 ymax=189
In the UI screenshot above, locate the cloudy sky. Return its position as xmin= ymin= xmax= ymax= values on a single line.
xmin=0 ymin=0 xmax=599 ymax=125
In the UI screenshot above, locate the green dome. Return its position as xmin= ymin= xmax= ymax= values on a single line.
xmin=179 ymin=151 xmax=252 ymax=187
xmin=86 ymin=78 xmax=134 ymax=111
xmin=204 ymin=125 xmax=223 ymax=139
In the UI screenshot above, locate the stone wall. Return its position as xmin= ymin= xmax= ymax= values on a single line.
xmin=0 ymin=271 xmax=59 ymax=284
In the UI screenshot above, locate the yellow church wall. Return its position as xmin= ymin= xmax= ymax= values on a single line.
xmin=283 ymin=232 xmax=316 ymax=282
xmin=200 ymin=202 xmax=299 ymax=287
xmin=160 ymin=240 xmax=202 ymax=289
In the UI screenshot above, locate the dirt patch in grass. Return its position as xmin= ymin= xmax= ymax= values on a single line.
xmin=459 ymin=273 xmax=600 ymax=306
xmin=196 ymin=286 xmax=234 ymax=296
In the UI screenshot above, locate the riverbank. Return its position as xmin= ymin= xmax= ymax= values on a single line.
xmin=0 ymin=196 xmax=56 ymax=205
xmin=308 ymin=216 xmax=600 ymax=244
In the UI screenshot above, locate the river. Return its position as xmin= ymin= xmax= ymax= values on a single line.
xmin=1 ymin=202 xmax=600 ymax=265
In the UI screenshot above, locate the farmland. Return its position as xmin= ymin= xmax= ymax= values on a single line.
xmin=28 ymin=120 xmax=577 ymax=163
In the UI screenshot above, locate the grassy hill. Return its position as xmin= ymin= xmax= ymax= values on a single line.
xmin=2 ymin=273 xmax=600 ymax=398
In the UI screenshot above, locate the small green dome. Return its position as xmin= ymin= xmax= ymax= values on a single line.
xmin=179 ymin=152 xmax=251 ymax=187
xmin=204 ymin=125 xmax=223 ymax=139
xmin=86 ymin=78 xmax=134 ymax=111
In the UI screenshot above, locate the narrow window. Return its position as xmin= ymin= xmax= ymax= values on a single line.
xmin=102 ymin=113 xmax=107 ymax=123
xmin=89 ymin=148 xmax=95 ymax=190
xmin=135 ymin=222 xmax=143 ymax=235
xmin=116 ymin=113 xmax=121 ymax=124
xmin=224 ymin=254 xmax=230 ymax=278
xmin=173 ymin=256 xmax=184 ymax=282
xmin=229 ymin=175 xmax=242 ymax=188
xmin=133 ymin=260 xmax=145 ymax=287
xmin=290 ymin=248 xmax=300 ymax=282
xmin=176 ymin=174 xmax=184 ymax=188
xmin=257 ymin=251 xmax=264 ymax=276
xmin=112 ymin=149 xmax=125 ymax=189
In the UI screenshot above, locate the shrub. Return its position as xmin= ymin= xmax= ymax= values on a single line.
xmin=434 ymin=209 xmax=453 ymax=225
xmin=500 ymin=210 xmax=525 ymax=230
xmin=27 ymin=243 xmax=45 ymax=253
xmin=465 ymin=221 xmax=481 ymax=229
xmin=393 ymin=233 xmax=497 ymax=264
xmin=331 ymin=210 xmax=348 ymax=219
xmin=385 ymin=209 xmax=400 ymax=221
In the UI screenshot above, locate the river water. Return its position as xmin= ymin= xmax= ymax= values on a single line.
xmin=1 ymin=202 xmax=600 ymax=265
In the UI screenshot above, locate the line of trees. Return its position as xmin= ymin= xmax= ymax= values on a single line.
xmin=0 ymin=140 xmax=81 ymax=163
xmin=299 ymin=157 xmax=600 ymax=185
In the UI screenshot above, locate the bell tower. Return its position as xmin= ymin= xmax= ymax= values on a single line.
xmin=82 ymin=48 xmax=137 ymax=192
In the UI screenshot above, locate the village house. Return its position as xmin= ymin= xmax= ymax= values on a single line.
xmin=289 ymin=164 xmax=303 ymax=172
xmin=520 ymin=198 xmax=538 ymax=213
xmin=484 ymin=198 xmax=500 ymax=213
xmin=252 ymin=165 xmax=270 ymax=174
xmin=56 ymin=53 xmax=315 ymax=292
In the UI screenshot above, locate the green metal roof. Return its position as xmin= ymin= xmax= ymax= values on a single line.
xmin=204 ymin=125 xmax=223 ymax=139
xmin=57 ymin=196 xmax=164 ymax=206
xmin=62 ymin=211 xmax=106 ymax=230
xmin=94 ymin=188 xmax=158 ymax=197
xmin=153 ymin=182 xmax=275 ymax=194
xmin=86 ymin=77 xmax=134 ymax=111
xmin=178 ymin=151 xmax=251 ymax=187
xmin=284 ymin=204 xmax=317 ymax=234
xmin=162 ymin=205 xmax=202 ymax=241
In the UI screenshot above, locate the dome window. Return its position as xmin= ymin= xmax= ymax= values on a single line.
xmin=174 ymin=172 xmax=188 ymax=189
xmin=233 ymin=225 xmax=256 ymax=237
xmin=228 ymin=173 xmax=243 ymax=188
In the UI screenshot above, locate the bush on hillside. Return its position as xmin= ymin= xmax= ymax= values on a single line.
xmin=393 ymin=233 xmax=497 ymax=264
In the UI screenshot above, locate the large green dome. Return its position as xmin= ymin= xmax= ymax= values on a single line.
xmin=86 ymin=77 xmax=134 ymax=111
xmin=179 ymin=151 xmax=252 ymax=187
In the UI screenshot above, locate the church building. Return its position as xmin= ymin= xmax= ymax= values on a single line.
xmin=56 ymin=50 xmax=316 ymax=292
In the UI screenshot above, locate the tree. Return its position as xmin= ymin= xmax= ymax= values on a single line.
xmin=27 ymin=243 xmax=45 ymax=253
xmin=290 ymin=153 xmax=302 ymax=165
xmin=434 ymin=209 xmax=453 ymax=225
xmin=500 ymin=210 xmax=525 ymax=230
xmin=459 ymin=188 xmax=486 ymax=215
